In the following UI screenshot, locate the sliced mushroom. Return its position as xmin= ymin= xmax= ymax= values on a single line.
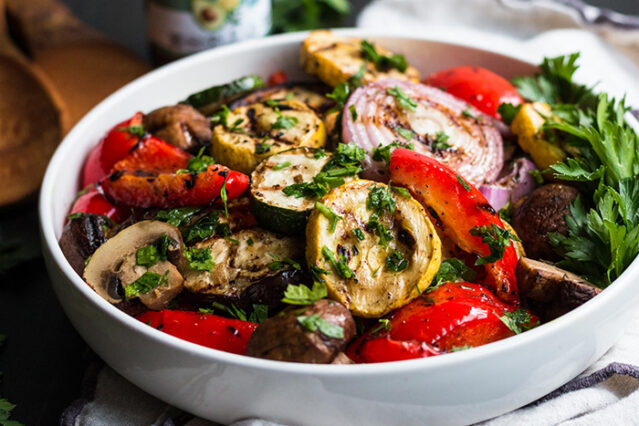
xmin=143 ymin=104 xmax=212 ymax=153
xmin=83 ymin=220 xmax=185 ymax=310
xmin=59 ymin=213 xmax=110 ymax=275
xmin=246 ymin=299 xmax=356 ymax=363
xmin=516 ymin=257 xmax=601 ymax=320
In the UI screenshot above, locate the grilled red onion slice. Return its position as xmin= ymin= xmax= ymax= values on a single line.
xmin=343 ymin=79 xmax=503 ymax=186
xmin=479 ymin=158 xmax=537 ymax=211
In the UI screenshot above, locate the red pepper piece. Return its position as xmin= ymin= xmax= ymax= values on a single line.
xmin=267 ymin=70 xmax=288 ymax=86
xmin=136 ymin=310 xmax=257 ymax=355
xmin=82 ymin=112 xmax=144 ymax=187
xmin=112 ymin=136 xmax=191 ymax=175
xmin=389 ymin=148 xmax=520 ymax=305
xmin=424 ymin=66 xmax=523 ymax=119
xmin=347 ymin=283 xmax=537 ymax=363
xmin=102 ymin=165 xmax=249 ymax=208
xmin=69 ymin=186 xmax=129 ymax=223
xmin=99 ymin=136 xmax=249 ymax=208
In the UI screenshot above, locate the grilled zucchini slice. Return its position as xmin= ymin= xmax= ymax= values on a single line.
xmin=211 ymin=99 xmax=326 ymax=174
xmin=306 ymin=180 xmax=441 ymax=318
xmin=250 ymin=147 xmax=332 ymax=235
xmin=230 ymin=83 xmax=335 ymax=116
xmin=301 ymin=30 xmax=420 ymax=88
xmin=182 ymin=228 xmax=304 ymax=299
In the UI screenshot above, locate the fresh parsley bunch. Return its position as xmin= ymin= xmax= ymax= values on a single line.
xmin=271 ymin=0 xmax=351 ymax=34
xmin=516 ymin=53 xmax=639 ymax=286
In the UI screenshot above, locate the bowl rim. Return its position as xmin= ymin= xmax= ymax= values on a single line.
xmin=39 ymin=28 xmax=639 ymax=376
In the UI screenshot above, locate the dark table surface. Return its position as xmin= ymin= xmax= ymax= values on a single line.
xmin=1 ymin=0 xmax=638 ymax=424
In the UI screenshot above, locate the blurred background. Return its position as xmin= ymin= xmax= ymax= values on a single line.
xmin=1 ymin=0 xmax=638 ymax=424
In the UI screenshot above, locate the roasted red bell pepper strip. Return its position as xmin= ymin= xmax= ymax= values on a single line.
xmin=347 ymin=283 xmax=537 ymax=363
xmin=389 ymin=148 xmax=520 ymax=305
xmin=136 ymin=310 xmax=257 ymax=355
xmin=424 ymin=66 xmax=523 ymax=119
xmin=69 ymin=186 xmax=129 ymax=223
xmin=99 ymin=137 xmax=249 ymax=208
xmin=82 ymin=112 xmax=145 ymax=187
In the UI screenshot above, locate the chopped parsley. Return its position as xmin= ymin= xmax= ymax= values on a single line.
xmin=155 ymin=207 xmax=201 ymax=227
xmin=370 ymin=318 xmax=391 ymax=335
xmin=201 ymin=301 xmax=268 ymax=323
xmin=272 ymin=111 xmax=299 ymax=130
xmin=255 ymin=141 xmax=273 ymax=154
xmin=431 ymin=258 xmax=477 ymax=288
xmin=326 ymin=65 xmax=366 ymax=110
xmin=246 ymin=237 xmax=254 ymax=246
xmin=315 ymin=201 xmax=343 ymax=233
xmin=529 ymin=169 xmax=545 ymax=185
xmin=386 ymin=86 xmax=417 ymax=111
xmin=185 ymin=210 xmax=230 ymax=242
xmin=66 ymin=212 xmax=85 ymax=221
xmin=282 ymin=281 xmax=327 ymax=305
xmin=309 ymin=264 xmax=330 ymax=283
xmin=495 ymin=308 xmax=538 ymax=334
xmin=210 ymin=105 xmax=230 ymax=127
xmin=267 ymin=254 xmax=302 ymax=271
xmin=386 ymin=249 xmax=408 ymax=272
xmin=371 ymin=141 xmax=413 ymax=166
xmin=220 ymin=180 xmax=229 ymax=218
xmin=136 ymin=234 xmax=171 ymax=268
xmin=456 ymin=174 xmax=471 ymax=191
xmin=367 ymin=184 xmax=396 ymax=215
xmin=177 ymin=147 xmax=215 ymax=174
xmin=118 ymin=124 xmax=145 ymax=138
xmin=470 ymin=224 xmax=520 ymax=265
xmin=360 ymin=40 xmax=408 ymax=72
xmin=352 ymin=228 xmax=365 ymax=241
xmin=462 ymin=107 xmax=478 ymax=120
xmin=391 ymin=185 xmax=411 ymax=198
xmin=297 ymin=314 xmax=344 ymax=338
xmin=273 ymin=161 xmax=291 ymax=171
xmin=395 ymin=126 xmax=415 ymax=141
xmin=432 ymin=131 xmax=451 ymax=150
xmin=124 ymin=271 xmax=169 ymax=300
xmin=322 ymin=246 xmax=355 ymax=279
xmin=349 ymin=104 xmax=358 ymax=121
xmin=184 ymin=247 xmax=214 ymax=271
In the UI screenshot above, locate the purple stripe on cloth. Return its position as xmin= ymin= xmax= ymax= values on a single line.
xmin=532 ymin=362 xmax=639 ymax=406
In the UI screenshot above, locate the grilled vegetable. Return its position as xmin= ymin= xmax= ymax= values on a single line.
xmin=301 ymin=30 xmax=419 ymax=87
xmin=347 ymin=282 xmax=538 ymax=363
xmin=512 ymin=184 xmax=579 ymax=260
xmin=143 ymin=104 xmax=211 ymax=153
xmin=182 ymin=228 xmax=305 ymax=300
xmin=83 ymin=220 xmax=185 ymax=310
xmin=246 ymin=299 xmax=356 ymax=363
xmin=211 ymin=100 xmax=326 ymax=174
xmin=59 ymin=213 xmax=110 ymax=275
xmin=343 ymin=80 xmax=504 ymax=186
xmin=182 ymin=75 xmax=265 ymax=115
xmin=229 ymin=82 xmax=335 ymax=117
xmin=137 ymin=310 xmax=257 ymax=354
xmin=100 ymin=136 xmax=249 ymax=208
xmin=389 ymin=148 xmax=520 ymax=305
xmin=516 ymin=257 xmax=601 ymax=321
xmin=511 ymin=102 xmax=566 ymax=169
xmin=306 ymin=180 xmax=442 ymax=318
xmin=69 ymin=186 xmax=129 ymax=223
xmin=250 ymin=147 xmax=334 ymax=234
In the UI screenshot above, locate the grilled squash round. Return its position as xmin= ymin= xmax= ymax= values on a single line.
xmin=211 ymin=99 xmax=326 ymax=174
xmin=306 ymin=180 xmax=441 ymax=318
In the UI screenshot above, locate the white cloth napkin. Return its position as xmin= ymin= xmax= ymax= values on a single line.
xmin=64 ymin=1 xmax=639 ymax=424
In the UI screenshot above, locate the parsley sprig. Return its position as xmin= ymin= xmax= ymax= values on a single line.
xmin=361 ymin=40 xmax=408 ymax=73
xmin=470 ymin=224 xmax=520 ymax=266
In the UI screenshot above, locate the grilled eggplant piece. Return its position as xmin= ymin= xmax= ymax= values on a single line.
xmin=211 ymin=99 xmax=326 ymax=174
xmin=512 ymin=184 xmax=579 ymax=261
xmin=182 ymin=75 xmax=265 ymax=115
xmin=83 ymin=220 xmax=185 ymax=310
xmin=301 ymin=30 xmax=420 ymax=87
xmin=143 ymin=104 xmax=211 ymax=153
xmin=182 ymin=228 xmax=305 ymax=300
xmin=516 ymin=257 xmax=601 ymax=321
xmin=246 ymin=299 xmax=356 ymax=363
xmin=59 ymin=213 xmax=110 ymax=275
xmin=306 ymin=180 xmax=442 ymax=318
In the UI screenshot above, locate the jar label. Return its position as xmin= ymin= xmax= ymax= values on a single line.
xmin=146 ymin=0 xmax=271 ymax=55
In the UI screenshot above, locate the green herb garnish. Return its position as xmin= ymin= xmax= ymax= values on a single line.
xmin=185 ymin=247 xmax=214 ymax=271
xmin=386 ymin=249 xmax=408 ymax=272
xmin=470 ymin=224 xmax=520 ymax=265
xmin=360 ymin=40 xmax=408 ymax=72
xmin=282 ymin=281 xmax=327 ymax=305
xmin=431 ymin=258 xmax=477 ymax=288
xmin=322 ymin=246 xmax=355 ymax=279
xmin=297 ymin=314 xmax=344 ymax=338
xmin=386 ymin=86 xmax=417 ymax=111
xmin=273 ymin=161 xmax=291 ymax=171
xmin=316 ymin=201 xmax=343 ymax=233
xmin=352 ymin=228 xmax=365 ymax=241
xmin=495 ymin=308 xmax=538 ymax=334
xmin=124 ymin=271 xmax=169 ymax=300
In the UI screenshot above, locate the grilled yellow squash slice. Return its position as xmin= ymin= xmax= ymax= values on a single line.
xmin=306 ymin=180 xmax=441 ymax=318
xmin=301 ymin=30 xmax=420 ymax=87
xmin=211 ymin=99 xmax=326 ymax=174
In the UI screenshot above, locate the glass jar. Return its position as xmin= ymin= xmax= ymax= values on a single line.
xmin=145 ymin=0 xmax=272 ymax=64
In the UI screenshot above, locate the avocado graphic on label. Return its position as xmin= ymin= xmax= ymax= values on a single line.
xmin=191 ymin=0 xmax=230 ymax=30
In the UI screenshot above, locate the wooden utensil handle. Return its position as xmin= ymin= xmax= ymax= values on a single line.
xmin=5 ymin=0 xmax=101 ymax=55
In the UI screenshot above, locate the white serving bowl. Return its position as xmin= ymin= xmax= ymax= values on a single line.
xmin=39 ymin=29 xmax=639 ymax=425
